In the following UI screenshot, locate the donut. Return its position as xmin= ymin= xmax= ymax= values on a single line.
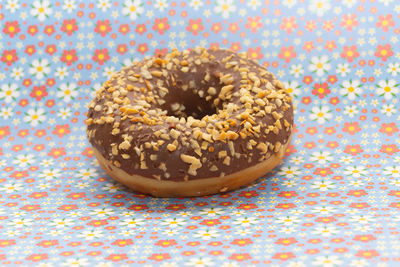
xmin=86 ymin=47 xmax=293 ymax=197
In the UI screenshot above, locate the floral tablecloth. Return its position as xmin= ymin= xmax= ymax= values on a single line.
xmin=1 ymin=0 xmax=400 ymax=266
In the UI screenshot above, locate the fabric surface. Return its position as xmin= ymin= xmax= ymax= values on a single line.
xmin=1 ymin=0 xmax=400 ymax=266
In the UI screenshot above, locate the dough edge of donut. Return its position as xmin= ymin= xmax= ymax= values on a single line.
xmin=92 ymin=135 xmax=291 ymax=197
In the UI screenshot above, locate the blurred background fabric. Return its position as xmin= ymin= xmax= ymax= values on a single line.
xmin=0 ymin=0 xmax=400 ymax=266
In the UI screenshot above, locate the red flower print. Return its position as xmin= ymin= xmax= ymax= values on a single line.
xmin=45 ymin=44 xmax=57 ymax=55
xmin=87 ymin=219 xmax=108 ymax=227
xmin=81 ymin=147 xmax=94 ymax=158
xmin=349 ymin=202 xmax=370 ymax=209
xmin=277 ymin=191 xmax=298 ymax=198
xmin=341 ymin=45 xmax=359 ymax=62
xmin=344 ymin=144 xmax=364 ymax=156
xmin=305 ymin=249 xmax=320 ymax=254
xmin=324 ymin=127 xmax=336 ymax=135
xmin=114 ymin=44 xmax=127 ymax=55
xmin=37 ymin=240 xmax=59 ymax=248
xmin=303 ymin=75 xmax=313 ymax=85
xmin=272 ymin=252 xmax=295 ymax=261
xmin=342 ymin=122 xmax=361 ymax=135
xmin=313 ymin=167 xmax=333 ymax=177
xmin=137 ymin=43 xmax=148 ymax=55
xmin=94 ymin=20 xmax=112 ymax=37
xmin=52 ymin=124 xmax=71 ymax=138
xmin=154 ymin=48 xmax=168 ymax=56
xmin=353 ymin=235 xmax=377 ymax=243
xmin=229 ymin=42 xmax=242 ymax=52
xmin=247 ymin=47 xmax=263 ymax=60
xmin=276 ymin=203 xmax=296 ymax=209
xmin=186 ymin=18 xmax=204 ymax=36
xmin=10 ymin=170 xmax=28 ymax=179
xmin=246 ymin=16 xmax=263 ymax=33
xmin=26 ymin=254 xmax=49 ymax=262
xmin=92 ymin=48 xmax=110 ymax=65
xmin=0 ymin=126 xmax=10 ymax=139
xmin=380 ymin=123 xmax=399 ymax=136
xmin=275 ymin=237 xmax=298 ymax=246
xmin=119 ymin=24 xmax=130 ymax=35
xmin=238 ymin=190 xmax=259 ymax=198
xmin=340 ymin=14 xmax=359 ymax=31
xmin=28 ymin=192 xmax=48 ymax=199
xmin=211 ymin=22 xmax=222 ymax=34
xmin=135 ymin=24 xmax=147 ymax=35
xmin=209 ymin=42 xmax=219 ymax=51
xmin=155 ymin=239 xmax=177 ymax=247
xmin=229 ymin=253 xmax=252 ymax=261
xmin=27 ymin=25 xmax=39 ymax=36
xmin=58 ymin=204 xmax=78 ymax=211
xmin=1 ymin=49 xmax=18 ymax=66
xmin=380 ymin=144 xmax=400 ymax=155
xmin=20 ymin=204 xmax=41 ymax=211
xmin=111 ymin=239 xmax=134 ymax=247
xmin=347 ymin=190 xmax=368 ymax=197
xmin=280 ymin=17 xmax=297 ymax=34
xmin=315 ymin=217 xmax=337 ymax=223
xmin=278 ymin=46 xmax=296 ymax=63
xmin=375 ymin=44 xmax=394 ymax=61
xmin=324 ymin=40 xmax=337 ymax=52
xmin=60 ymin=49 xmax=78 ymax=66
xmin=305 ymin=20 xmax=317 ymax=31
xmin=356 ymin=250 xmax=380 ymax=259
xmin=3 ymin=21 xmax=20 ymax=38
xmin=389 ymin=190 xmax=400 ymax=197
xmin=105 ymin=254 xmax=129 ymax=262
xmin=148 ymin=253 xmax=171 ymax=261
xmin=127 ymin=204 xmax=148 ymax=210
xmin=228 ymin=22 xmax=239 ymax=33
xmin=152 ymin=18 xmax=170 ymax=35
xmin=230 ymin=238 xmax=253 ymax=246
xmin=323 ymin=20 xmax=334 ymax=31
xmin=312 ymin=82 xmax=330 ymax=99
xmin=25 ymin=45 xmax=36 ymax=56
xmin=60 ymin=19 xmax=78 ymax=36
xmin=0 ymin=240 xmax=16 ymax=247
xmin=200 ymin=219 xmax=221 ymax=226
xmin=303 ymin=41 xmax=314 ymax=52
xmin=165 ymin=204 xmax=186 ymax=210
xmin=48 ymin=147 xmax=66 ymax=158
xmin=237 ymin=203 xmax=257 ymax=210
xmin=328 ymin=75 xmax=338 ymax=84
xmin=44 ymin=25 xmax=56 ymax=36
xmin=376 ymin=14 xmax=394 ymax=32
xmin=30 ymin=86 xmax=48 ymax=101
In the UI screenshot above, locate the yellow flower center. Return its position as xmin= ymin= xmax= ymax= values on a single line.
xmin=384 ymin=86 xmax=391 ymax=92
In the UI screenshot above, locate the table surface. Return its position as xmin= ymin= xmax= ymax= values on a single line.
xmin=1 ymin=0 xmax=400 ymax=266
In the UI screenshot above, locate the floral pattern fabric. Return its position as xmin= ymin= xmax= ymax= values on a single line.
xmin=1 ymin=0 xmax=400 ymax=266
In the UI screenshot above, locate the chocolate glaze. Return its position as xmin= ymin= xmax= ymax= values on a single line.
xmin=86 ymin=48 xmax=293 ymax=182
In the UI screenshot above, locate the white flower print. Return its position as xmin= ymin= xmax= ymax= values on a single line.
xmin=30 ymin=0 xmax=52 ymax=21
xmin=343 ymin=105 xmax=359 ymax=117
xmin=55 ymin=66 xmax=69 ymax=80
xmin=312 ymin=225 xmax=339 ymax=237
xmin=289 ymin=64 xmax=304 ymax=78
xmin=312 ymin=255 xmax=343 ymax=267
xmin=56 ymin=82 xmax=78 ymax=103
xmin=376 ymin=79 xmax=399 ymax=100
xmin=77 ymin=230 xmax=104 ymax=240
xmin=0 ymin=107 xmax=13 ymax=119
xmin=278 ymin=166 xmax=301 ymax=178
xmin=283 ymin=81 xmax=301 ymax=97
xmin=62 ymin=0 xmax=77 ymax=13
xmin=23 ymin=108 xmax=47 ymax=126
xmin=160 ymin=218 xmax=187 ymax=227
xmin=193 ymin=229 xmax=220 ymax=240
xmin=0 ymin=182 xmax=23 ymax=193
xmin=12 ymin=153 xmax=36 ymax=168
xmin=214 ymin=0 xmax=237 ymax=19
xmin=340 ymin=80 xmax=363 ymax=100
xmin=383 ymin=166 xmax=400 ymax=177
xmin=28 ymin=58 xmax=51 ymax=80
xmin=122 ymin=0 xmax=144 ymax=20
xmin=232 ymin=217 xmax=259 ymax=226
xmin=76 ymin=168 xmax=98 ymax=179
xmin=185 ymin=257 xmax=215 ymax=267
xmin=97 ymin=0 xmax=111 ymax=12
xmin=189 ymin=0 xmax=204 ymax=10
xmin=343 ymin=166 xmax=368 ymax=178
xmin=119 ymin=218 xmax=146 ymax=227
xmin=0 ymin=83 xmax=20 ymax=103
xmin=387 ymin=62 xmax=400 ymax=76
xmin=336 ymin=62 xmax=351 ymax=77
xmin=10 ymin=67 xmax=24 ymax=80
xmin=309 ymin=55 xmax=331 ymax=76
xmin=308 ymin=0 xmax=331 ymax=17
xmin=309 ymin=105 xmax=332 ymax=124
xmin=154 ymin=0 xmax=168 ymax=11
xmin=6 ymin=0 xmax=20 ymax=12
xmin=199 ymin=207 xmax=224 ymax=217
xmin=380 ymin=104 xmax=396 ymax=116
xmin=38 ymin=168 xmax=62 ymax=180
xmin=48 ymin=218 xmax=75 ymax=228
xmin=61 ymin=258 xmax=90 ymax=267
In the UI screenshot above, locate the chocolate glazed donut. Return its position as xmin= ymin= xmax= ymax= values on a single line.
xmin=86 ymin=47 xmax=294 ymax=197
